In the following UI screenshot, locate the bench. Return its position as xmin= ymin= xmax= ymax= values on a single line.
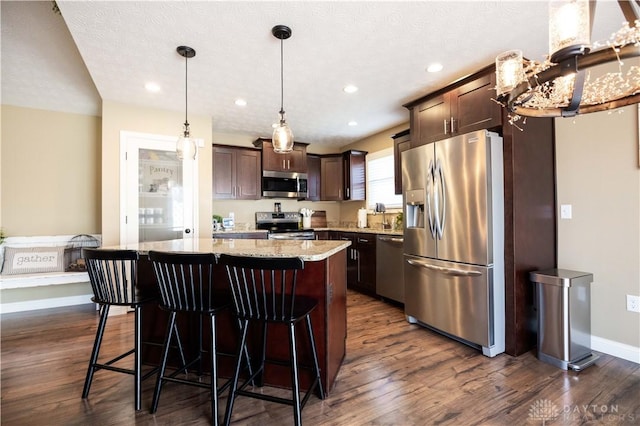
xmin=0 ymin=235 xmax=101 ymax=313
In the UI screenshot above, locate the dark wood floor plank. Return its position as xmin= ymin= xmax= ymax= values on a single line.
xmin=1 ymin=290 xmax=638 ymax=425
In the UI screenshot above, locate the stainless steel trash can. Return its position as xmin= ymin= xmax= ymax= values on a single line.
xmin=529 ymin=269 xmax=599 ymax=371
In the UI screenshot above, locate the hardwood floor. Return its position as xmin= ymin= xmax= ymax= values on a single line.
xmin=1 ymin=291 xmax=638 ymax=425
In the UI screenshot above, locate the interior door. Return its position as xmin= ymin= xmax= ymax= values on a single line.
xmin=120 ymin=131 xmax=199 ymax=245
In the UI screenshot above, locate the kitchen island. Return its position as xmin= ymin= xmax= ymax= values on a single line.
xmin=102 ymin=238 xmax=350 ymax=395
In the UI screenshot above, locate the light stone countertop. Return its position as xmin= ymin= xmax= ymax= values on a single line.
xmin=102 ymin=238 xmax=351 ymax=262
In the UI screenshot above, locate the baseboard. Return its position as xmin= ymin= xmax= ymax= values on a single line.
xmin=591 ymin=335 xmax=640 ymax=364
xmin=0 ymin=294 xmax=93 ymax=314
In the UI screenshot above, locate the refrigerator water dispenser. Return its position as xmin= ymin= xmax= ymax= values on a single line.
xmin=405 ymin=189 xmax=425 ymax=228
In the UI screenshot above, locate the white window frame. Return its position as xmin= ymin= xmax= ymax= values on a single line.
xmin=365 ymin=147 xmax=403 ymax=211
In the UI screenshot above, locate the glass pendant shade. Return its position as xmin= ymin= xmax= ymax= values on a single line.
xmin=176 ymin=128 xmax=197 ymax=160
xmin=549 ymin=0 xmax=591 ymax=62
xmin=495 ymin=50 xmax=525 ymax=97
xmin=272 ymin=112 xmax=294 ymax=153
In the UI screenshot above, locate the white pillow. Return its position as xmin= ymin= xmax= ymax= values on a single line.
xmin=1 ymin=246 xmax=65 ymax=275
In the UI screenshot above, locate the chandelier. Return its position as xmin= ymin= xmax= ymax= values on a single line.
xmin=495 ymin=0 xmax=640 ymax=124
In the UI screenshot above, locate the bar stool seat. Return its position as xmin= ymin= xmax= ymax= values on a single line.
xmin=219 ymin=254 xmax=325 ymax=426
xmin=81 ymin=248 xmax=160 ymax=411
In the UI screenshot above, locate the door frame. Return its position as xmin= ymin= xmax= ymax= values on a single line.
xmin=119 ymin=131 xmax=200 ymax=245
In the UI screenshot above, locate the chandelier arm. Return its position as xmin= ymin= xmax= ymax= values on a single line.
xmin=507 ymin=44 xmax=640 ymax=117
xmin=564 ymin=70 xmax=586 ymax=117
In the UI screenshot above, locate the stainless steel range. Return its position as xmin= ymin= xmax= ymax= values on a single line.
xmin=255 ymin=212 xmax=315 ymax=240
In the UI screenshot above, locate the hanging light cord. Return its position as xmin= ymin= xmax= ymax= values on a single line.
xmin=279 ymin=36 xmax=285 ymax=117
xmin=184 ymin=52 xmax=190 ymax=134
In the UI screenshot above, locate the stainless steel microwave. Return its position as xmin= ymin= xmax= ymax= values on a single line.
xmin=261 ymin=170 xmax=308 ymax=199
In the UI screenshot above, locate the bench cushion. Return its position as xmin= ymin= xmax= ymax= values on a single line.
xmin=2 ymin=246 xmax=66 ymax=275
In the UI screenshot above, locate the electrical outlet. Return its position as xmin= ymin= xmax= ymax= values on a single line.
xmin=627 ymin=295 xmax=640 ymax=313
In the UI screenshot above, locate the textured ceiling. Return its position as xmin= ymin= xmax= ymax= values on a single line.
xmin=1 ymin=1 xmax=629 ymax=148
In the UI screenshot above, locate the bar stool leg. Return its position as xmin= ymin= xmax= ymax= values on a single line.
xmin=82 ymin=304 xmax=110 ymax=399
xmin=134 ymin=305 xmax=142 ymax=411
xmin=223 ymin=319 xmax=249 ymax=426
xmin=288 ymin=323 xmax=302 ymax=426
xmin=151 ymin=311 xmax=177 ymax=414
xmin=210 ymin=314 xmax=219 ymax=426
xmin=306 ymin=315 xmax=325 ymax=399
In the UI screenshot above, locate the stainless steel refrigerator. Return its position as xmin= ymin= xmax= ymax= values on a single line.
xmin=402 ymin=129 xmax=505 ymax=357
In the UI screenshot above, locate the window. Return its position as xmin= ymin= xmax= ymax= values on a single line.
xmin=366 ymin=148 xmax=403 ymax=210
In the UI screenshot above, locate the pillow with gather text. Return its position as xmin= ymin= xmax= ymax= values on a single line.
xmin=1 ymin=246 xmax=65 ymax=275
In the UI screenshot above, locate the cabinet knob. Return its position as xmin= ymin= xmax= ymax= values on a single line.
xmin=443 ymin=119 xmax=448 ymax=135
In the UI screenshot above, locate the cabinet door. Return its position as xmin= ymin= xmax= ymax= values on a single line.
xmin=212 ymin=146 xmax=236 ymax=200
xmin=338 ymin=233 xmax=358 ymax=288
xmin=307 ymin=154 xmax=321 ymax=201
xmin=235 ymin=149 xmax=261 ymax=200
xmin=451 ymin=72 xmax=502 ymax=135
xmin=356 ymin=235 xmax=377 ymax=294
xmin=321 ymin=156 xmax=343 ymax=200
xmin=258 ymin=139 xmax=308 ymax=173
xmin=393 ymin=130 xmax=411 ymax=195
xmin=343 ymin=151 xmax=366 ymax=201
xmin=415 ymin=94 xmax=449 ymax=146
xmin=261 ymin=140 xmax=286 ymax=172
xmin=287 ymin=145 xmax=308 ymax=173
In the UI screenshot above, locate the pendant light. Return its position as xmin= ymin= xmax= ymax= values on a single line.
xmin=272 ymin=25 xmax=294 ymax=154
xmin=176 ymin=45 xmax=197 ymax=160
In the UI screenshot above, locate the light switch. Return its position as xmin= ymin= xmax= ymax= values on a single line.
xmin=560 ymin=204 xmax=572 ymax=219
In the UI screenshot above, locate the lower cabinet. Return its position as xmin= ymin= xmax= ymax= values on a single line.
xmin=334 ymin=232 xmax=376 ymax=295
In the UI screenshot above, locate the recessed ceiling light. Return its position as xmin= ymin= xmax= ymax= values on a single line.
xmin=234 ymin=98 xmax=247 ymax=107
xmin=348 ymin=121 xmax=358 ymax=126
xmin=343 ymin=85 xmax=358 ymax=94
xmin=145 ymin=82 xmax=161 ymax=93
xmin=426 ymin=63 xmax=443 ymax=73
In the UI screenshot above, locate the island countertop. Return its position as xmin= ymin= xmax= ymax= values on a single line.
xmin=102 ymin=238 xmax=351 ymax=262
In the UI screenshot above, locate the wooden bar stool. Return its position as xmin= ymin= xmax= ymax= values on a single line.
xmin=148 ymin=251 xmax=235 ymax=425
xmin=82 ymin=248 xmax=160 ymax=411
xmin=218 ymin=254 xmax=325 ymax=426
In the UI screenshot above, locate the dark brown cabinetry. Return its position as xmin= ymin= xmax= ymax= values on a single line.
xmin=404 ymin=65 xmax=556 ymax=356
xmin=343 ymin=150 xmax=367 ymax=201
xmin=392 ymin=129 xmax=411 ymax=195
xmin=335 ymin=232 xmax=376 ymax=296
xmin=320 ymin=155 xmax=343 ymax=201
xmin=306 ymin=154 xmax=321 ymax=201
xmin=253 ymin=138 xmax=308 ymax=173
xmin=212 ymin=145 xmax=261 ymax=200
xmin=407 ymin=67 xmax=502 ymax=147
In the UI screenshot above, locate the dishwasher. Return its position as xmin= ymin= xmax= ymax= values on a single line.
xmin=375 ymin=235 xmax=404 ymax=303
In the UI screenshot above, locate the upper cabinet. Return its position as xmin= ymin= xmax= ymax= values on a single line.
xmin=306 ymin=154 xmax=321 ymax=201
xmin=406 ymin=67 xmax=502 ymax=146
xmin=212 ymin=145 xmax=261 ymax=200
xmin=343 ymin=150 xmax=367 ymax=201
xmin=392 ymin=129 xmax=410 ymax=195
xmin=320 ymin=154 xmax=343 ymax=201
xmin=253 ymin=138 xmax=308 ymax=173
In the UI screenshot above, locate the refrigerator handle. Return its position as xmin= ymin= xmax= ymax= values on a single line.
xmin=427 ymin=159 xmax=437 ymax=238
xmin=437 ymin=160 xmax=446 ymax=239
xmin=433 ymin=159 xmax=446 ymax=240
xmin=406 ymin=258 xmax=481 ymax=277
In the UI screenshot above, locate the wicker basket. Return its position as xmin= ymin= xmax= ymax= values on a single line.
xmin=64 ymin=234 xmax=100 ymax=272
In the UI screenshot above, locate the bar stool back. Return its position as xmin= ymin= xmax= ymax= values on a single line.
xmin=82 ymin=248 xmax=158 ymax=411
xmin=218 ymin=254 xmax=325 ymax=426
xmin=148 ymin=250 xmax=232 ymax=425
